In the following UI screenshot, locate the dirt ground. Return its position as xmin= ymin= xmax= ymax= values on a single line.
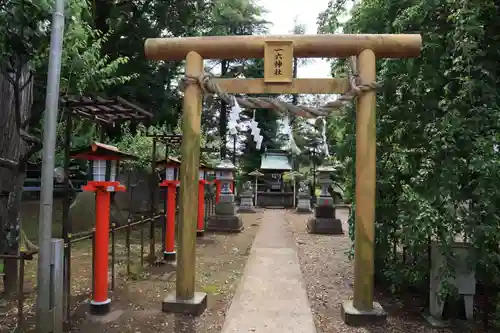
xmin=2 ymin=201 xmax=488 ymax=333
xmin=284 ymin=208 xmax=459 ymax=333
xmin=68 ymin=210 xmax=263 ymax=333
xmin=0 ymin=199 xmax=263 ymax=333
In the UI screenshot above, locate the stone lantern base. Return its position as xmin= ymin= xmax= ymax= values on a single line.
xmin=206 ymin=197 xmax=243 ymax=233
xmin=238 ymin=191 xmax=256 ymax=213
xmin=296 ymin=194 xmax=312 ymax=214
xmin=307 ymin=204 xmax=343 ymax=235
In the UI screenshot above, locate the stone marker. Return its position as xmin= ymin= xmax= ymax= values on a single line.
xmin=422 ymin=242 xmax=475 ymax=327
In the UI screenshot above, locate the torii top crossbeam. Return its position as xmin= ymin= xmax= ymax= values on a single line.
xmin=144 ymin=33 xmax=422 ymax=61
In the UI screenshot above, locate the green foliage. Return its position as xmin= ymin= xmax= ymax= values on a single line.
xmin=110 ymin=122 xmax=169 ymax=172
xmin=19 ymin=0 xmax=137 ymax=167
xmin=319 ymin=0 xmax=500 ymax=306
xmin=208 ymin=0 xmax=269 ymax=35
xmin=87 ymin=0 xmax=215 ymax=127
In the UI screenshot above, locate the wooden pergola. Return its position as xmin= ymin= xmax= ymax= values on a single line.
xmin=59 ymin=95 xmax=153 ymax=325
xmin=61 ymin=96 xmax=153 ymax=125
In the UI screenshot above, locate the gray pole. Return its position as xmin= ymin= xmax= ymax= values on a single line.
xmin=36 ymin=0 xmax=65 ymax=332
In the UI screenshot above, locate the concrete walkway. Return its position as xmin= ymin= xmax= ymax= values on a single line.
xmin=221 ymin=209 xmax=317 ymax=333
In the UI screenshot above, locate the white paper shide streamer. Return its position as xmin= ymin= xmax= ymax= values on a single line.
xmin=283 ymin=115 xmax=301 ymax=155
xmin=228 ymin=97 xmax=241 ymax=135
xmin=322 ymin=117 xmax=329 ymax=157
xmin=249 ymin=110 xmax=263 ymax=150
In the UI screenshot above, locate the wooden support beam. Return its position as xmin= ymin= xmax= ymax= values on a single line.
xmin=353 ymin=49 xmax=376 ymax=311
xmin=145 ymin=34 xmax=422 ymax=61
xmin=212 ymin=78 xmax=349 ymax=94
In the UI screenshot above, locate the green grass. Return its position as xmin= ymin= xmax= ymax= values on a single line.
xmin=201 ymin=284 xmax=220 ymax=295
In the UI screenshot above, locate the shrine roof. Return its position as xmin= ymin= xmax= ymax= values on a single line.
xmin=260 ymin=153 xmax=292 ymax=171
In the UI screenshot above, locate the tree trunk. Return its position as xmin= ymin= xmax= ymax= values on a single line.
xmin=0 ymin=67 xmax=34 ymax=295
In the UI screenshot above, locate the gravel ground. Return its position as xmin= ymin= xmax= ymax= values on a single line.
xmin=284 ymin=208 xmax=455 ymax=333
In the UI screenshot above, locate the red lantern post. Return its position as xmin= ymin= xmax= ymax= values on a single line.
xmin=215 ymin=180 xmax=221 ymax=203
xmin=158 ymin=157 xmax=180 ymax=261
xmin=197 ymin=169 xmax=206 ymax=237
xmin=72 ymin=142 xmax=136 ymax=315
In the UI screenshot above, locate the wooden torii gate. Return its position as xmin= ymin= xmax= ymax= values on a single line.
xmin=144 ymin=34 xmax=422 ymax=324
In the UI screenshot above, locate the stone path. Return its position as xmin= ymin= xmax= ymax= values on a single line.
xmin=221 ymin=209 xmax=317 ymax=333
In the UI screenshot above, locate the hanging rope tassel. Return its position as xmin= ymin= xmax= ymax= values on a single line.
xmin=179 ymin=55 xmax=381 ymax=119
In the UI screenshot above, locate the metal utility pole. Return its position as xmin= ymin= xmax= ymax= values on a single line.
xmin=36 ymin=0 xmax=65 ymax=331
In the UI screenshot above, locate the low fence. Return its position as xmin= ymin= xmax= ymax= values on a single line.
xmin=1 ymin=192 xmax=217 ymax=332
xmin=22 ymin=178 xmax=86 ymax=200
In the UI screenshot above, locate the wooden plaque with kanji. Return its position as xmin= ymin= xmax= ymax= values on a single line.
xmin=264 ymin=41 xmax=294 ymax=83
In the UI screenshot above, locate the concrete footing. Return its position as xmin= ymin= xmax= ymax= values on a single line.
xmin=163 ymin=251 xmax=176 ymax=262
xmin=87 ymin=309 xmax=124 ymax=324
xmin=90 ymin=299 xmax=111 ymax=316
xmin=341 ymin=300 xmax=387 ymax=326
xmin=162 ymin=292 xmax=208 ymax=316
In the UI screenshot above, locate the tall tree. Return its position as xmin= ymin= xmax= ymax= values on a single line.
xmin=0 ymin=0 xmax=134 ymax=293
xmin=88 ymin=0 xmax=214 ymax=133
xmin=319 ymin=0 xmax=500 ymax=307
xmin=206 ymin=0 xmax=269 ymax=158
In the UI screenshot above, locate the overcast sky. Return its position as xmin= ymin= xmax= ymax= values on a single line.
xmin=260 ymin=0 xmax=332 ymax=78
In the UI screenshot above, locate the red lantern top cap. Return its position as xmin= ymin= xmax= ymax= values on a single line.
xmin=199 ymin=162 xmax=215 ymax=171
xmin=71 ymin=141 xmax=137 ymax=161
xmin=156 ymin=156 xmax=181 ymax=167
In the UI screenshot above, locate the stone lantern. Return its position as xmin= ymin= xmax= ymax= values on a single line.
xmin=423 ymin=242 xmax=475 ymax=326
xmin=317 ymin=165 xmax=335 ymax=206
xmin=215 ymin=159 xmax=235 ymax=197
xmin=296 ymin=181 xmax=312 ymax=213
xmin=238 ymin=181 xmax=255 ymax=213
xmin=307 ymin=165 xmax=343 ymax=234
xmin=206 ymin=159 xmax=243 ymax=232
